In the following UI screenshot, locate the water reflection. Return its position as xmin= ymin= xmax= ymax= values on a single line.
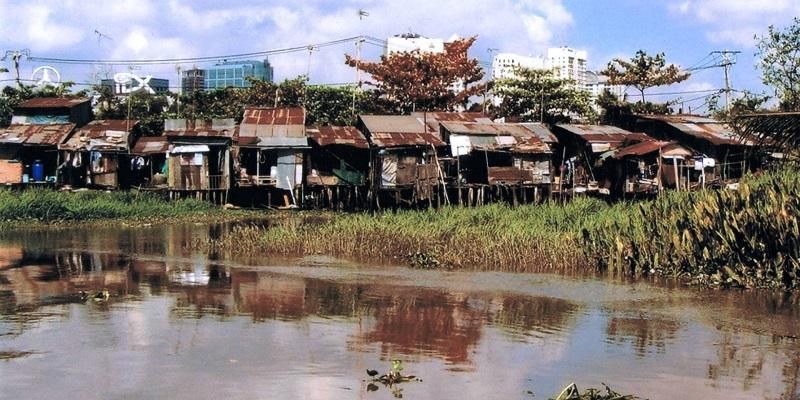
xmin=0 ymin=223 xmax=799 ymax=399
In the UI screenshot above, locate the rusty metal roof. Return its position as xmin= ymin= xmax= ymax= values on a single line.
xmin=441 ymin=122 xmax=550 ymax=153
xmin=637 ymin=114 xmax=746 ymax=146
xmin=412 ymin=111 xmax=493 ymax=131
xmin=60 ymin=120 xmax=138 ymax=152
xmin=131 ymin=136 xmax=169 ymax=155
xmin=240 ymin=107 xmax=305 ymax=138
xmin=519 ymin=123 xmax=559 ymax=143
xmin=163 ymin=119 xmax=237 ymax=137
xmin=16 ymin=97 xmax=90 ymax=109
xmin=307 ymin=126 xmax=369 ymax=148
xmin=359 ymin=115 xmax=444 ymax=147
xmin=613 ymin=140 xmax=692 ymax=159
xmin=556 ymin=124 xmax=651 ymax=144
xmin=0 ymin=123 xmax=75 ymax=146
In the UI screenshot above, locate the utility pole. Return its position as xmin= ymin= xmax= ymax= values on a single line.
xmin=352 ymin=37 xmax=365 ymax=117
xmin=710 ymin=50 xmax=741 ymax=111
xmin=2 ymin=49 xmax=30 ymax=88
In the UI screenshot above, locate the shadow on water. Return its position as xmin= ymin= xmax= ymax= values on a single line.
xmin=0 ymin=221 xmax=798 ymax=399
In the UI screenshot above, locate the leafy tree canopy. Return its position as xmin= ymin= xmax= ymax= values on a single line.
xmin=345 ymin=36 xmax=485 ymax=114
xmin=493 ymin=67 xmax=596 ymax=123
xmin=756 ymin=17 xmax=800 ymax=111
xmin=602 ymin=50 xmax=690 ymax=103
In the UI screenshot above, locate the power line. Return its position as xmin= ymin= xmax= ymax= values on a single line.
xmin=25 ymin=36 xmax=364 ymax=66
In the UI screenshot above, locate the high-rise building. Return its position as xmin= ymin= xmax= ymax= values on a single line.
xmin=491 ymin=53 xmax=547 ymax=80
xmin=203 ymin=59 xmax=274 ymax=90
xmin=547 ymin=47 xmax=588 ymax=87
xmin=181 ymin=68 xmax=205 ymax=96
xmin=100 ymin=76 xmax=169 ymax=96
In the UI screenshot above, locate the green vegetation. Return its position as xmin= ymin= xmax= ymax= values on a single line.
xmin=197 ymin=167 xmax=800 ymax=290
xmin=0 ymin=189 xmax=217 ymax=225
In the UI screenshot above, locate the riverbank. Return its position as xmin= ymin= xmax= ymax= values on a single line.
xmin=0 ymin=189 xmax=266 ymax=229
xmin=195 ymin=167 xmax=800 ymax=290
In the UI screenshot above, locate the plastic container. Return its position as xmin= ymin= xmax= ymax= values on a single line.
xmin=32 ymin=160 xmax=44 ymax=182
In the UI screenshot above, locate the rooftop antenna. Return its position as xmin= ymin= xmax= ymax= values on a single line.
xmin=358 ymin=9 xmax=369 ymax=20
xmin=94 ymin=29 xmax=113 ymax=43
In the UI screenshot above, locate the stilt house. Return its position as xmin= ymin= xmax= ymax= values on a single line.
xmin=58 ymin=119 xmax=139 ymax=189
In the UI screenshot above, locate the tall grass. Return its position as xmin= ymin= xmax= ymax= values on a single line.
xmin=0 ymin=189 xmax=214 ymax=223
xmin=200 ymin=167 xmax=800 ymax=289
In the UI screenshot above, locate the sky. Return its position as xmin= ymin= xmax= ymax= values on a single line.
xmin=0 ymin=0 xmax=798 ymax=114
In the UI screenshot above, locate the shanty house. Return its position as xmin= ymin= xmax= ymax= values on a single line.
xmin=129 ymin=136 xmax=170 ymax=188
xmin=235 ymin=107 xmax=309 ymax=206
xmin=58 ymin=119 xmax=139 ymax=188
xmin=631 ymin=115 xmax=752 ymax=182
xmin=163 ymin=119 xmax=234 ymax=196
xmin=12 ymin=98 xmax=92 ymax=127
xmin=0 ymin=124 xmax=75 ymax=184
xmin=305 ymin=125 xmax=370 ymax=209
xmin=552 ymin=124 xmax=652 ymax=193
xmin=358 ymin=115 xmax=446 ymax=206
xmin=607 ymin=140 xmax=693 ymax=196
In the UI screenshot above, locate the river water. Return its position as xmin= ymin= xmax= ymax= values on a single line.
xmin=0 ymin=222 xmax=798 ymax=400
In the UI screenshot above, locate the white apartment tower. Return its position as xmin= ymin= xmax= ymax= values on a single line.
xmin=491 ymin=53 xmax=547 ymax=80
xmin=386 ymin=33 xmax=445 ymax=56
xmin=547 ymin=47 xmax=588 ymax=87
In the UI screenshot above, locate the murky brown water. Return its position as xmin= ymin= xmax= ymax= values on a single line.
xmin=0 ymin=222 xmax=798 ymax=400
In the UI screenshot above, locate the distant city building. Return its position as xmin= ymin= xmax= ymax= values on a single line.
xmin=491 ymin=53 xmax=547 ymax=80
xmin=547 ymin=47 xmax=588 ymax=87
xmin=386 ymin=33 xmax=445 ymax=55
xmin=585 ymin=71 xmax=625 ymax=99
xmin=204 ymin=59 xmax=274 ymax=90
xmin=100 ymin=76 xmax=169 ymax=96
xmin=181 ymin=68 xmax=205 ymax=96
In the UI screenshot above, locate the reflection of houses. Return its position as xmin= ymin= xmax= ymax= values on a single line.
xmin=130 ymin=136 xmax=170 ymax=188
xmin=235 ymin=107 xmax=308 ymax=207
xmin=631 ymin=115 xmax=752 ymax=183
xmin=58 ymin=120 xmax=139 ymax=189
xmin=358 ymin=115 xmax=447 ymax=208
xmin=1 ymin=98 xmax=91 ymax=185
xmin=305 ymin=125 xmax=370 ymax=210
xmin=552 ymin=124 xmax=652 ymax=194
xmin=607 ymin=140 xmax=693 ymax=197
xmin=442 ymin=122 xmax=552 ymax=205
xmin=163 ymin=119 xmax=235 ymax=201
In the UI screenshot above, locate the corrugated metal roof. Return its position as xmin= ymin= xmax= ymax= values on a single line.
xmin=16 ymin=98 xmax=90 ymax=109
xmin=557 ymin=124 xmax=651 ymax=145
xmin=519 ymin=123 xmax=559 ymax=143
xmin=131 ymin=136 xmax=169 ymax=155
xmin=240 ymin=107 xmax=305 ymax=138
xmin=613 ymin=140 xmax=671 ymax=158
xmin=412 ymin=111 xmax=492 ymax=123
xmin=0 ymin=123 xmax=75 ymax=146
xmin=163 ymin=119 xmax=237 ymax=137
xmin=441 ymin=122 xmax=550 ymax=153
xmin=236 ymin=137 xmax=309 ymax=148
xmin=359 ymin=115 xmax=445 ymax=147
xmin=307 ymin=126 xmax=369 ymax=148
xmin=638 ymin=114 xmax=746 ymax=146
xmin=60 ymin=120 xmax=138 ymax=152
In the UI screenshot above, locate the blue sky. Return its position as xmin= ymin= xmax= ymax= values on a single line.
xmin=1 ymin=0 xmax=797 ymax=113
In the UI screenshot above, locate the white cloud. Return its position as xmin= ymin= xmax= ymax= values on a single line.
xmin=669 ymin=0 xmax=800 ymax=47
xmin=0 ymin=2 xmax=84 ymax=51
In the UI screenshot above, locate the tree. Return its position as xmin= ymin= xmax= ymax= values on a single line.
xmin=94 ymin=86 xmax=170 ymax=136
xmin=493 ymin=67 xmax=596 ymax=123
xmin=345 ymin=36 xmax=485 ymax=113
xmin=602 ymin=50 xmax=690 ymax=103
xmin=707 ymin=91 xmax=769 ymax=121
xmin=756 ymin=17 xmax=800 ymax=111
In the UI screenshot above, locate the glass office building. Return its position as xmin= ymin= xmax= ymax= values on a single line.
xmin=204 ymin=59 xmax=274 ymax=90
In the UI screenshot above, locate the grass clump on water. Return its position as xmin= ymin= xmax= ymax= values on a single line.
xmin=0 ymin=189 xmax=215 ymax=224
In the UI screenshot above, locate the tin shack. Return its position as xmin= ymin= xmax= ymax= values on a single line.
xmin=58 ymin=119 xmax=139 ymax=189
xmin=358 ymin=115 xmax=447 ymax=208
xmin=607 ymin=140 xmax=693 ymax=197
xmin=632 ymin=115 xmax=753 ymax=184
xmin=552 ymin=124 xmax=652 ymax=195
xmin=305 ymin=125 xmax=370 ymax=210
xmin=441 ymin=122 xmax=552 ymax=205
xmin=235 ymin=107 xmax=309 ymax=208
xmin=0 ymin=123 xmax=75 ymax=185
xmin=163 ymin=119 xmax=235 ymax=202
xmin=129 ymin=136 xmax=170 ymax=189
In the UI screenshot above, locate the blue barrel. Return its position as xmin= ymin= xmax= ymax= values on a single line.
xmin=32 ymin=160 xmax=44 ymax=182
